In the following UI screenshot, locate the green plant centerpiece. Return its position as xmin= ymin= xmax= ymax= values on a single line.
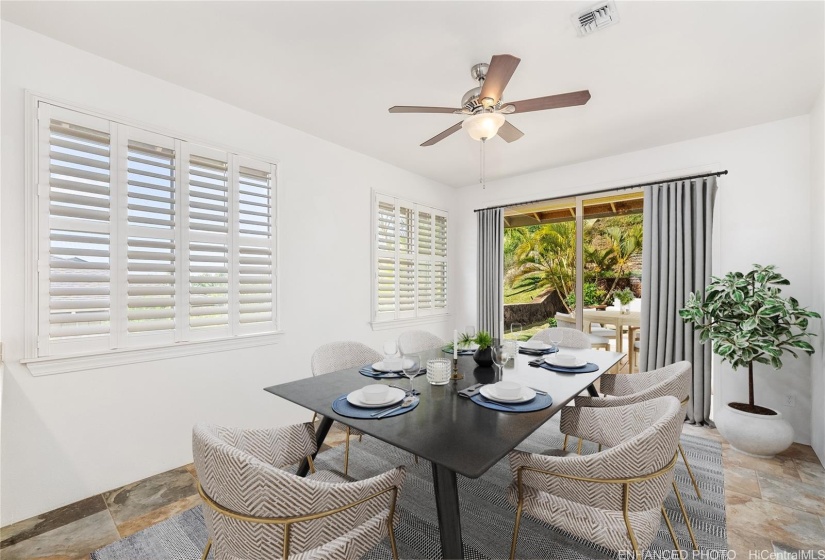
xmin=472 ymin=330 xmax=494 ymax=366
xmin=615 ymin=288 xmax=634 ymax=313
xmin=679 ymin=264 xmax=820 ymax=457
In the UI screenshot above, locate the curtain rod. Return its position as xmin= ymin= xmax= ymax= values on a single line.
xmin=473 ymin=170 xmax=728 ymax=213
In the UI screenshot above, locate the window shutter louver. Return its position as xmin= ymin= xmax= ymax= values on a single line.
xmin=374 ymin=197 xmax=397 ymax=319
xmin=397 ymin=205 xmax=416 ymax=317
xmin=434 ymin=213 xmax=448 ymax=310
xmin=236 ymin=160 xmax=276 ymax=332
xmin=187 ymin=150 xmax=231 ymax=335
xmin=44 ymin=112 xmax=113 ymax=351
xmin=125 ymin=136 xmax=177 ymax=337
xmin=417 ymin=210 xmax=433 ymax=312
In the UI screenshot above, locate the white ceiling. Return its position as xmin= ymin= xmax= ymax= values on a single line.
xmin=3 ymin=1 xmax=823 ymax=187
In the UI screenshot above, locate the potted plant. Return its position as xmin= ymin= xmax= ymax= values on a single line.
xmin=680 ymin=264 xmax=819 ymax=457
xmin=472 ymin=330 xmax=494 ymax=366
xmin=615 ymin=288 xmax=634 ymax=314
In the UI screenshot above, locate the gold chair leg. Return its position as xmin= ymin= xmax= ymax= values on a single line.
xmin=306 ymin=455 xmax=316 ymax=474
xmin=414 ymin=454 xmax=419 ymax=464
xmin=311 ymin=411 xmax=317 ymax=424
xmin=622 ymin=483 xmax=640 ymax=559
xmin=598 ymin=443 xmax=602 ymax=453
xmin=562 ymin=434 xmax=569 ymax=451
xmin=509 ymin=496 xmax=524 ymax=560
xmin=576 ymin=437 xmax=583 ymax=455
xmin=201 ymin=538 xmax=212 ymax=560
xmin=358 ymin=434 xmax=363 ymax=442
xmin=678 ymin=444 xmax=702 ymax=500
xmin=672 ymin=482 xmax=698 ymax=550
xmin=387 ymin=488 xmax=400 ymax=560
xmin=344 ymin=426 xmax=351 ymax=476
xmin=661 ymin=506 xmax=681 ymax=552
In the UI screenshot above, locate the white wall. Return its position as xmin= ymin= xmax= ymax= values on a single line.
xmin=0 ymin=22 xmax=455 ymax=525
xmin=810 ymin=86 xmax=825 ymax=464
xmin=454 ymin=115 xmax=815 ymax=444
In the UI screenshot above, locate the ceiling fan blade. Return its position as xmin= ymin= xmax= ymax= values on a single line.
xmin=497 ymin=120 xmax=524 ymax=143
xmin=510 ymin=90 xmax=591 ymax=113
xmin=389 ymin=106 xmax=461 ymax=114
xmin=479 ymin=54 xmax=521 ymax=105
xmin=421 ymin=122 xmax=463 ymax=147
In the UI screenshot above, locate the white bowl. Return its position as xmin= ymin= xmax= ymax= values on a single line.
xmin=522 ymin=340 xmax=546 ymax=350
xmin=493 ymin=381 xmax=522 ymax=400
xmin=554 ymin=353 xmax=578 ymax=366
xmin=361 ymin=384 xmax=390 ymax=404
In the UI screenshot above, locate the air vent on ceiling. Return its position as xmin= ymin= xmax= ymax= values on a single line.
xmin=573 ymin=0 xmax=619 ymax=37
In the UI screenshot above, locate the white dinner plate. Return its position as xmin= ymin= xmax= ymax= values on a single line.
xmin=544 ymin=355 xmax=588 ymax=368
xmin=371 ymin=359 xmax=415 ymax=373
xmin=519 ymin=341 xmax=551 ymax=351
xmin=479 ymin=385 xmax=537 ymax=404
xmin=347 ymin=387 xmax=406 ymax=408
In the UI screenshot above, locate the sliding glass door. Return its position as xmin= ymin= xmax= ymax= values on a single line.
xmin=502 ymin=189 xmax=643 ymax=371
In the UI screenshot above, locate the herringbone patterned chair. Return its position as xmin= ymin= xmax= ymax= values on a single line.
xmin=530 ymin=326 xmax=609 ymax=350
xmin=193 ymin=422 xmax=406 ymax=560
xmin=508 ymin=396 xmax=684 ymax=559
xmin=397 ymin=330 xmax=444 ymax=354
xmin=311 ymin=341 xmax=383 ymax=476
xmin=571 ymin=361 xmax=702 ymax=500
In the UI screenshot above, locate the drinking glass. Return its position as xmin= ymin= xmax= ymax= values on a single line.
xmin=383 ymin=339 xmax=400 ymax=370
xmin=402 ymin=354 xmax=421 ymax=395
xmin=503 ymin=340 xmax=518 ymax=363
xmin=491 ymin=344 xmax=506 ymax=376
xmin=549 ymin=330 xmax=563 ymax=352
xmin=510 ymin=323 xmax=523 ymax=341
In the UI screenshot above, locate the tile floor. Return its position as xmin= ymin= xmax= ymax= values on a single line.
xmin=2 ymin=422 xmax=823 ymax=559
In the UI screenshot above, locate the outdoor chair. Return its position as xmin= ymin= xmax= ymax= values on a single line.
xmin=397 ymin=329 xmax=444 ymax=354
xmin=193 ymin=422 xmax=406 ymax=560
xmin=530 ymin=326 xmax=610 ymax=350
xmin=311 ymin=341 xmax=383 ymax=475
xmin=508 ymin=396 xmax=685 ymax=559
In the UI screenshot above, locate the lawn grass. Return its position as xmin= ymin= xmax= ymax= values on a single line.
xmin=503 ymin=283 xmax=549 ymax=304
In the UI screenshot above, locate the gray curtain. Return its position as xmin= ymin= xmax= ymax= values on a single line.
xmin=477 ymin=208 xmax=503 ymax=341
xmin=640 ymin=177 xmax=718 ymax=424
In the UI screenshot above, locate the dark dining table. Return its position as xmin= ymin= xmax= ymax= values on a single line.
xmin=264 ymin=346 xmax=624 ymax=559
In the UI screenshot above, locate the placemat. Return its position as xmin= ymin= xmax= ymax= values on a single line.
xmin=529 ymin=361 xmax=599 ymax=374
xmin=331 ymin=395 xmax=420 ymax=419
xmin=470 ymin=393 xmax=553 ymax=413
xmin=358 ymin=366 xmax=427 ymax=379
xmin=518 ymin=347 xmax=558 ymax=356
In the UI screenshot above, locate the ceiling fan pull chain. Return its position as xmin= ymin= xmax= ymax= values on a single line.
xmin=480 ymin=138 xmax=486 ymax=189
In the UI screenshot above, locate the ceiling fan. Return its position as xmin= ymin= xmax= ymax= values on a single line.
xmin=389 ymin=54 xmax=591 ymax=147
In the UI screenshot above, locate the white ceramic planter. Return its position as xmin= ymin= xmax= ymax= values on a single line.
xmin=715 ymin=403 xmax=794 ymax=458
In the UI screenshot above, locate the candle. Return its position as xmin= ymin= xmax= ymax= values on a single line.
xmin=453 ymin=329 xmax=458 ymax=360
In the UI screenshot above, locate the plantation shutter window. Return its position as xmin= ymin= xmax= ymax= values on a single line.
xmin=372 ymin=193 xmax=448 ymax=323
xmin=32 ymin=101 xmax=279 ymax=361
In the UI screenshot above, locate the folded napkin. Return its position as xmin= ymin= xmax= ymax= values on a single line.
xmin=442 ymin=346 xmax=474 ymax=356
xmin=358 ymin=366 xmax=426 ymax=379
xmin=470 ymin=392 xmax=553 ymax=413
xmin=528 ymin=360 xmax=599 ymax=374
xmin=518 ymin=347 xmax=558 ymax=356
xmin=331 ymin=395 xmax=419 ymax=419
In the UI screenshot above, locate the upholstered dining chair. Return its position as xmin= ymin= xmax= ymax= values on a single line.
xmin=311 ymin=341 xmax=383 ymax=476
xmin=508 ymin=396 xmax=685 ymax=559
xmin=193 ymin=422 xmax=406 ymax=560
xmin=570 ymin=361 xmax=701 ymax=501
xmin=530 ymin=326 xmax=609 ymax=350
xmin=397 ymin=329 xmax=444 ymax=354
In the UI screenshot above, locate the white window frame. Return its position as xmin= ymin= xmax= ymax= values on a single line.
xmin=370 ymin=191 xmax=449 ymax=329
xmin=22 ymin=92 xmax=282 ymax=375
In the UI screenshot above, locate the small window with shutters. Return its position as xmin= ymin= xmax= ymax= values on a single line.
xmin=30 ymin=101 xmax=278 ymax=362
xmin=372 ymin=192 xmax=448 ymax=323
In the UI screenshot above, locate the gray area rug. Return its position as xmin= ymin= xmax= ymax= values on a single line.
xmin=92 ymin=417 xmax=726 ymax=559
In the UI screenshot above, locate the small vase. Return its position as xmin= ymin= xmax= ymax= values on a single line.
xmin=473 ymin=347 xmax=493 ymax=367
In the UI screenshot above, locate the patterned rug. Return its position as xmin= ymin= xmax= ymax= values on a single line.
xmin=92 ymin=417 xmax=727 ymax=559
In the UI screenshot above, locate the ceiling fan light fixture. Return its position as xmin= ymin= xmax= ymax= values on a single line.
xmin=462 ymin=112 xmax=505 ymax=141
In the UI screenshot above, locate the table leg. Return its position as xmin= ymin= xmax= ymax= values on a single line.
xmin=616 ymin=320 xmax=624 ymax=353
xmin=431 ymin=462 xmax=464 ymax=559
xmin=297 ymin=416 xmax=333 ymax=477
xmin=627 ymin=326 xmax=638 ymax=373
